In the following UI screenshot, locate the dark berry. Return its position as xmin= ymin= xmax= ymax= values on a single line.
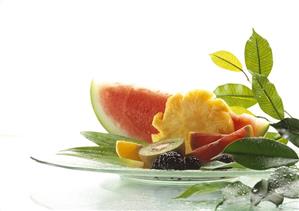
xmin=151 ymin=151 xmax=185 ymax=170
xmin=214 ymin=153 xmax=234 ymax=163
xmin=185 ymin=156 xmax=201 ymax=170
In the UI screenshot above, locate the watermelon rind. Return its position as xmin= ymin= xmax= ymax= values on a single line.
xmin=90 ymin=80 xmax=129 ymax=137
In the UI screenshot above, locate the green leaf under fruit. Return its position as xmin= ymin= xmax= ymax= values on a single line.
xmin=271 ymin=118 xmax=299 ymax=147
xmin=201 ymin=161 xmax=245 ymax=170
xmin=245 ymin=29 xmax=273 ymax=77
xmin=210 ymin=50 xmax=243 ymax=72
xmin=175 ymin=181 xmax=230 ymax=199
xmin=223 ymin=138 xmax=298 ymax=170
xmin=58 ymin=146 xmax=143 ymax=168
xmin=80 ymin=131 xmax=148 ymax=147
xmin=214 ymin=83 xmax=257 ymax=108
xmin=252 ymin=74 xmax=284 ymax=120
xmin=60 ymin=146 xmax=117 ymax=156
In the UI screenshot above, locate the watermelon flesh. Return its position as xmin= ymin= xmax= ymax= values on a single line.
xmin=230 ymin=113 xmax=269 ymax=137
xmin=90 ymin=81 xmax=168 ymax=143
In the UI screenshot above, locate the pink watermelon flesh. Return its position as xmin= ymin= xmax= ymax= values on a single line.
xmin=91 ymin=82 xmax=168 ymax=143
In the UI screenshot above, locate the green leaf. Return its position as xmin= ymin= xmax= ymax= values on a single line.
xmin=251 ymin=179 xmax=284 ymax=207
xmin=201 ymin=161 xmax=245 ymax=170
xmin=80 ymin=131 xmax=148 ymax=147
xmin=252 ymin=74 xmax=284 ymax=120
xmin=271 ymin=118 xmax=299 ymax=147
xmin=268 ymin=166 xmax=299 ymax=198
xmin=230 ymin=106 xmax=254 ymax=115
xmin=210 ymin=50 xmax=243 ymax=72
xmin=223 ymin=138 xmax=298 ymax=170
xmin=264 ymin=132 xmax=288 ymax=144
xmin=60 ymin=146 xmax=117 ymax=156
xmin=58 ymin=146 xmax=143 ymax=168
xmin=214 ymin=83 xmax=257 ymax=108
xmin=175 ymin=181 xmax=230 ymax=199
xmin=219 ymin=181 xmax=251 ymax=210
xmin=222 ymin=181 xmax=251 ymax=199
xmin=245 ymin=29 xmax=273 ymax=77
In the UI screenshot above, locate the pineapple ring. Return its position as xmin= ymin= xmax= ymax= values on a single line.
xmin=152 ymin=90 xmax=234 ymax=153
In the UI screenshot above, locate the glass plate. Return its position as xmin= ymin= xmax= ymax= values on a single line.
xmin=31 ymin=154 xmax=274 ymax=183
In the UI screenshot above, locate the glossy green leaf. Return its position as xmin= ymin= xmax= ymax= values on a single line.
xmin=245 ymin=29 xmax=273 ymax=76
xmin=251 ymin=179 xmax=284 ymax=207
xmin=252 ymin=74 xmax=284 ymax=120
xmin=214 ymin=83 xmax=257 ymax=108
xmin=223 ymin=138 xmax=298 ymax=170
xmin=201 ymin=161 xmax=245 ymax=170
xmin=271 ymin=118 xmax=299 ymax=147
xmin=60 ymin=146 xmax=117 ymax=156
xmin=175 ymin=181 xmax=230 ymax=199
xmin=264 ymin=132 xmax=288 ymax=144
xmin=58 ymin=146 xmax=144 ymax=167
xmin=222 ymin=181 xmax=251 ymax=199
xmin=268 ymin=166 xmax=299 ymax=198
xmin=210 ymin=51 xmax=243 ymax=72
xmin=80 ymin=131 xmax=148 ymax=147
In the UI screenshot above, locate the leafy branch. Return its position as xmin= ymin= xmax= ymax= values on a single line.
xmin=210 ymin=29 xmax=299 ymax=148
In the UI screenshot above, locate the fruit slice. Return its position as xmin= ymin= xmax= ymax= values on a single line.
xmin=116 ymin=140 xmax=143 ymax=161
xmin=231 ymin=113 xmax=269 ymax=136
xmin=90 ymin=81 xmax=168 ymax=143
xmin=138 ymin=138 xmax=184 ymax=168
xmin=119 ymin=158 xmax=144 ymax=168
xmin=188 ymin=125 xmax=253 ymax=162
xmin=189 ymin=132 xmax=223 ymax=150
xmin=152 ymin=90 xmax=235 ymax=153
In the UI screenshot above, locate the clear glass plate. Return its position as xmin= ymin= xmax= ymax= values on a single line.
xmin=31 ymin=154 xmax=274 ymax=183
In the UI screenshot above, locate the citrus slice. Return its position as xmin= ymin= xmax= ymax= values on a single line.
xmin=116 ymin=140 xmax=143 ymax=161
xmin=152 ymin=90 xmax=234 ymax=153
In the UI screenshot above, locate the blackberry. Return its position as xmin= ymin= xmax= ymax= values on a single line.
xmin=185 ymin=156 xmax=201 ymax=170
xmin=214 ymin=153 xmax=234 ymax=163
xmin=151 ymin=151 xmax=185 ymax=170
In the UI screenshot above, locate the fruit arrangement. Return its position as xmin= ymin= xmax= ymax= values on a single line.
xmin=88 ymin=82 xmax=270 ymax=170
xmin=61 ymin=29 xmax=299 ymax=172
xmin=42 ymin=29 xmax=299 ymax=210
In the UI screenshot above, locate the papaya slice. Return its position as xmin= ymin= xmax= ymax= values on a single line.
xmin=188 ymin=125 xmax=253 ymax=162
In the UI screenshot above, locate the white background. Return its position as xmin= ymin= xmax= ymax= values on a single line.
xmin=1 ymin=0 xmax=299 ymax=210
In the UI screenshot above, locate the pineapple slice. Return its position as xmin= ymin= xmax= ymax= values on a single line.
xmin=152 ymin=90 xmax=234 ymax=153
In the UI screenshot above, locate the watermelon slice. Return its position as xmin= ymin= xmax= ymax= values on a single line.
xmin=90 ymin=81 xmax=168 ymax=143
xmin=231 ymin=113 xmax=269 ymax=136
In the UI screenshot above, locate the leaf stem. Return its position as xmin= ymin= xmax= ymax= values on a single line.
xmin=256 ymin=116 xmax=272 ymax=123
xmin=241 ymin=70 xmax=251 ymax=83
xmin=284 ymin=110 xmax=293 ymax=118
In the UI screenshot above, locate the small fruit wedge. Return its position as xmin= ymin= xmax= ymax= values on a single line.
xmin=139 ymin=139 xmax=184 ymax=168
xmin=119 ymin=157 xmax=144 ymax=168
xmin=188 ymin=125 xmax=253 ymax=162
xmin=116 ymin=140 xmax=143 ymax=161
xmin=189 ymin=132 xmax=223 ymax=150
xmin=231 ymin=113 xmax=269 ymax=136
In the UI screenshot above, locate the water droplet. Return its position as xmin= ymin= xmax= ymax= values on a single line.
xmin=252 ymin=188 xmax=258 ymax=193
